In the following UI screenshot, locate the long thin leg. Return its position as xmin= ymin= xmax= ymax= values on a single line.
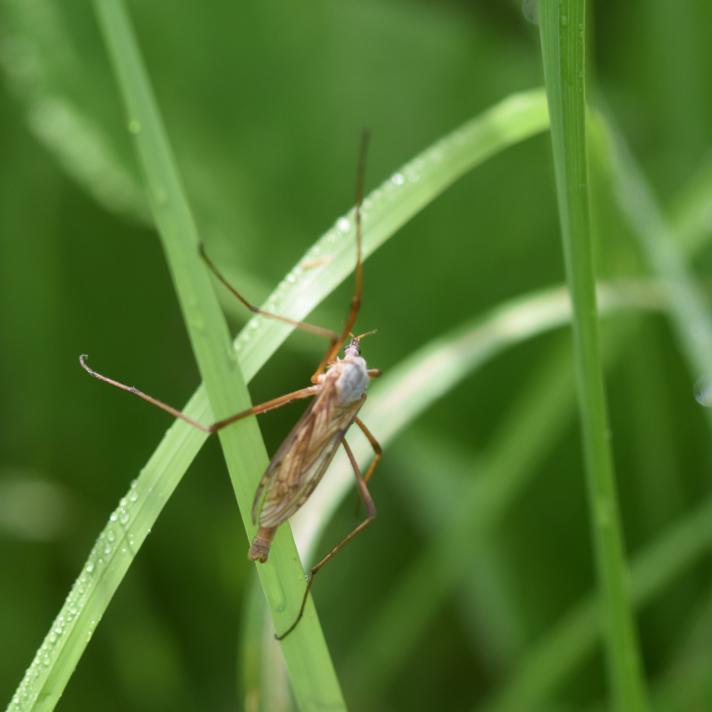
xmin=310 ymin=131 xmax=370 ymax=383
xmin=275 ymin=436 xmax=377 ymax=640
xmin=355 ymin=417 xmax=382 ymax=484
xmin=199 ymin=244 xmax=341 ymax=348
xmin=79 ymin=354 xmax=318 ymax=433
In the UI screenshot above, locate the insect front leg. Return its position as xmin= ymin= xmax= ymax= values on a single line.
xmin=79 ymin=355 xmax=319 ymax=432
xmin=275 ymin=436 xmax=378 ymax=640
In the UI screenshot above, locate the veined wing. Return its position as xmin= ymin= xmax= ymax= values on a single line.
xmin=252 ymin=381 xmax=365 ymax=528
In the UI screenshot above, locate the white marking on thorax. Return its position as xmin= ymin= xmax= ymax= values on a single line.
xmin=332 ymin=356 xmax=369 ymax=405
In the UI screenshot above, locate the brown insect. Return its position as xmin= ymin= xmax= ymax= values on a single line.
xmin=80 ymin=133 xmax=381 ymax=639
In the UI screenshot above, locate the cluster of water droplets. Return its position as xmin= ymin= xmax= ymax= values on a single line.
xmin=10 ymin=480 xmax=142 ymax=711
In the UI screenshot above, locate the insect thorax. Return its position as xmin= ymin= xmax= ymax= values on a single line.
xmin=332 ymin=356 xmax=369 ymax=406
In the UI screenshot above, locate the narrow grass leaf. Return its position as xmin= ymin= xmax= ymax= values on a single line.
xmin=538 ymin=2 xmax=648 ymax=707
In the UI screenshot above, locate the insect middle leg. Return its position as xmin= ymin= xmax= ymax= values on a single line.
xmin=355 ymin=417 xmax=382 ymax=483
xmin=79 ymin=354 xmax=319 ymax=433
xmin=275 ymin=431 xmax=381 ymax=640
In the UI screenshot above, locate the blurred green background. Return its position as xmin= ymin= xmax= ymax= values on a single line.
xmin=2 ymin=1 xmax=712 ymax=710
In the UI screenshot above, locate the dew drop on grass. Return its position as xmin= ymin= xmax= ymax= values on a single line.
xmin=127 ymin=119 xmax=142 ymax=134
xmin=336 ymin=217 xmax=350 ymax=233
xmin=522 ymin=0 xmax=539 ymax=25
xmin=694 ymin=375 xmax=712 ymax=407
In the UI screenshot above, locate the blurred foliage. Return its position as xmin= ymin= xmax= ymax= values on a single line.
xmin=1 ymin=0 xmax=712 ymax=710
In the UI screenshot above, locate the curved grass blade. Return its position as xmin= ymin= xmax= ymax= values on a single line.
xmin=292 ymin=282 xmax=662 ymax=556
xmin=601 ymin=115 xmax=712 ymax=428
xmin=284 ymin=283 xmax=661 ymax=692
xmin=7 ymin=84 xmax=550 ymax=712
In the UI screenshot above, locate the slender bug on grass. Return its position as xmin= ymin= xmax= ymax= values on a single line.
xmin=80 ymin=133 xmax=381 ymax=639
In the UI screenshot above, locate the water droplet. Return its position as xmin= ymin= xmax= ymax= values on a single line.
xmin=127 ymin=119 xmax=142 ymax=134
xmin=405 ymin=165 xmax=421 ymax=183
xmin=391 ymin=172 xmax=405 ymax=186
xmin=336 ymin=217 xmax=350 ymax=233
xmin=522 ymin=0 xmax=539 ymax=25
xmin=694 ymin=376 xmax=712 ymax=407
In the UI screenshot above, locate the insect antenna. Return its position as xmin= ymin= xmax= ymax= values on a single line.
xmin=310 ymin=131 xmax=370 ymax=381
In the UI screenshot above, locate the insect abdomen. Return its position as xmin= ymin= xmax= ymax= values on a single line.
xmin=249 ymin=526 xmax=276 ymax=562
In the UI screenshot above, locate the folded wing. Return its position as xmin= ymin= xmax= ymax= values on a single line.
xmin=252 ymin=382 xmax=366 ymax=528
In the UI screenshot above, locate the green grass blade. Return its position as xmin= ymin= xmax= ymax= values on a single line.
xmin=7 ymin=84 xmax=550 ymax=711
xmin=93 ymin=0 xmax=345 ymax=708
xmin=476 ymin=129 xmax=712 ymax=710
xmin=538 ymin=2 xmax=648 ymax=708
